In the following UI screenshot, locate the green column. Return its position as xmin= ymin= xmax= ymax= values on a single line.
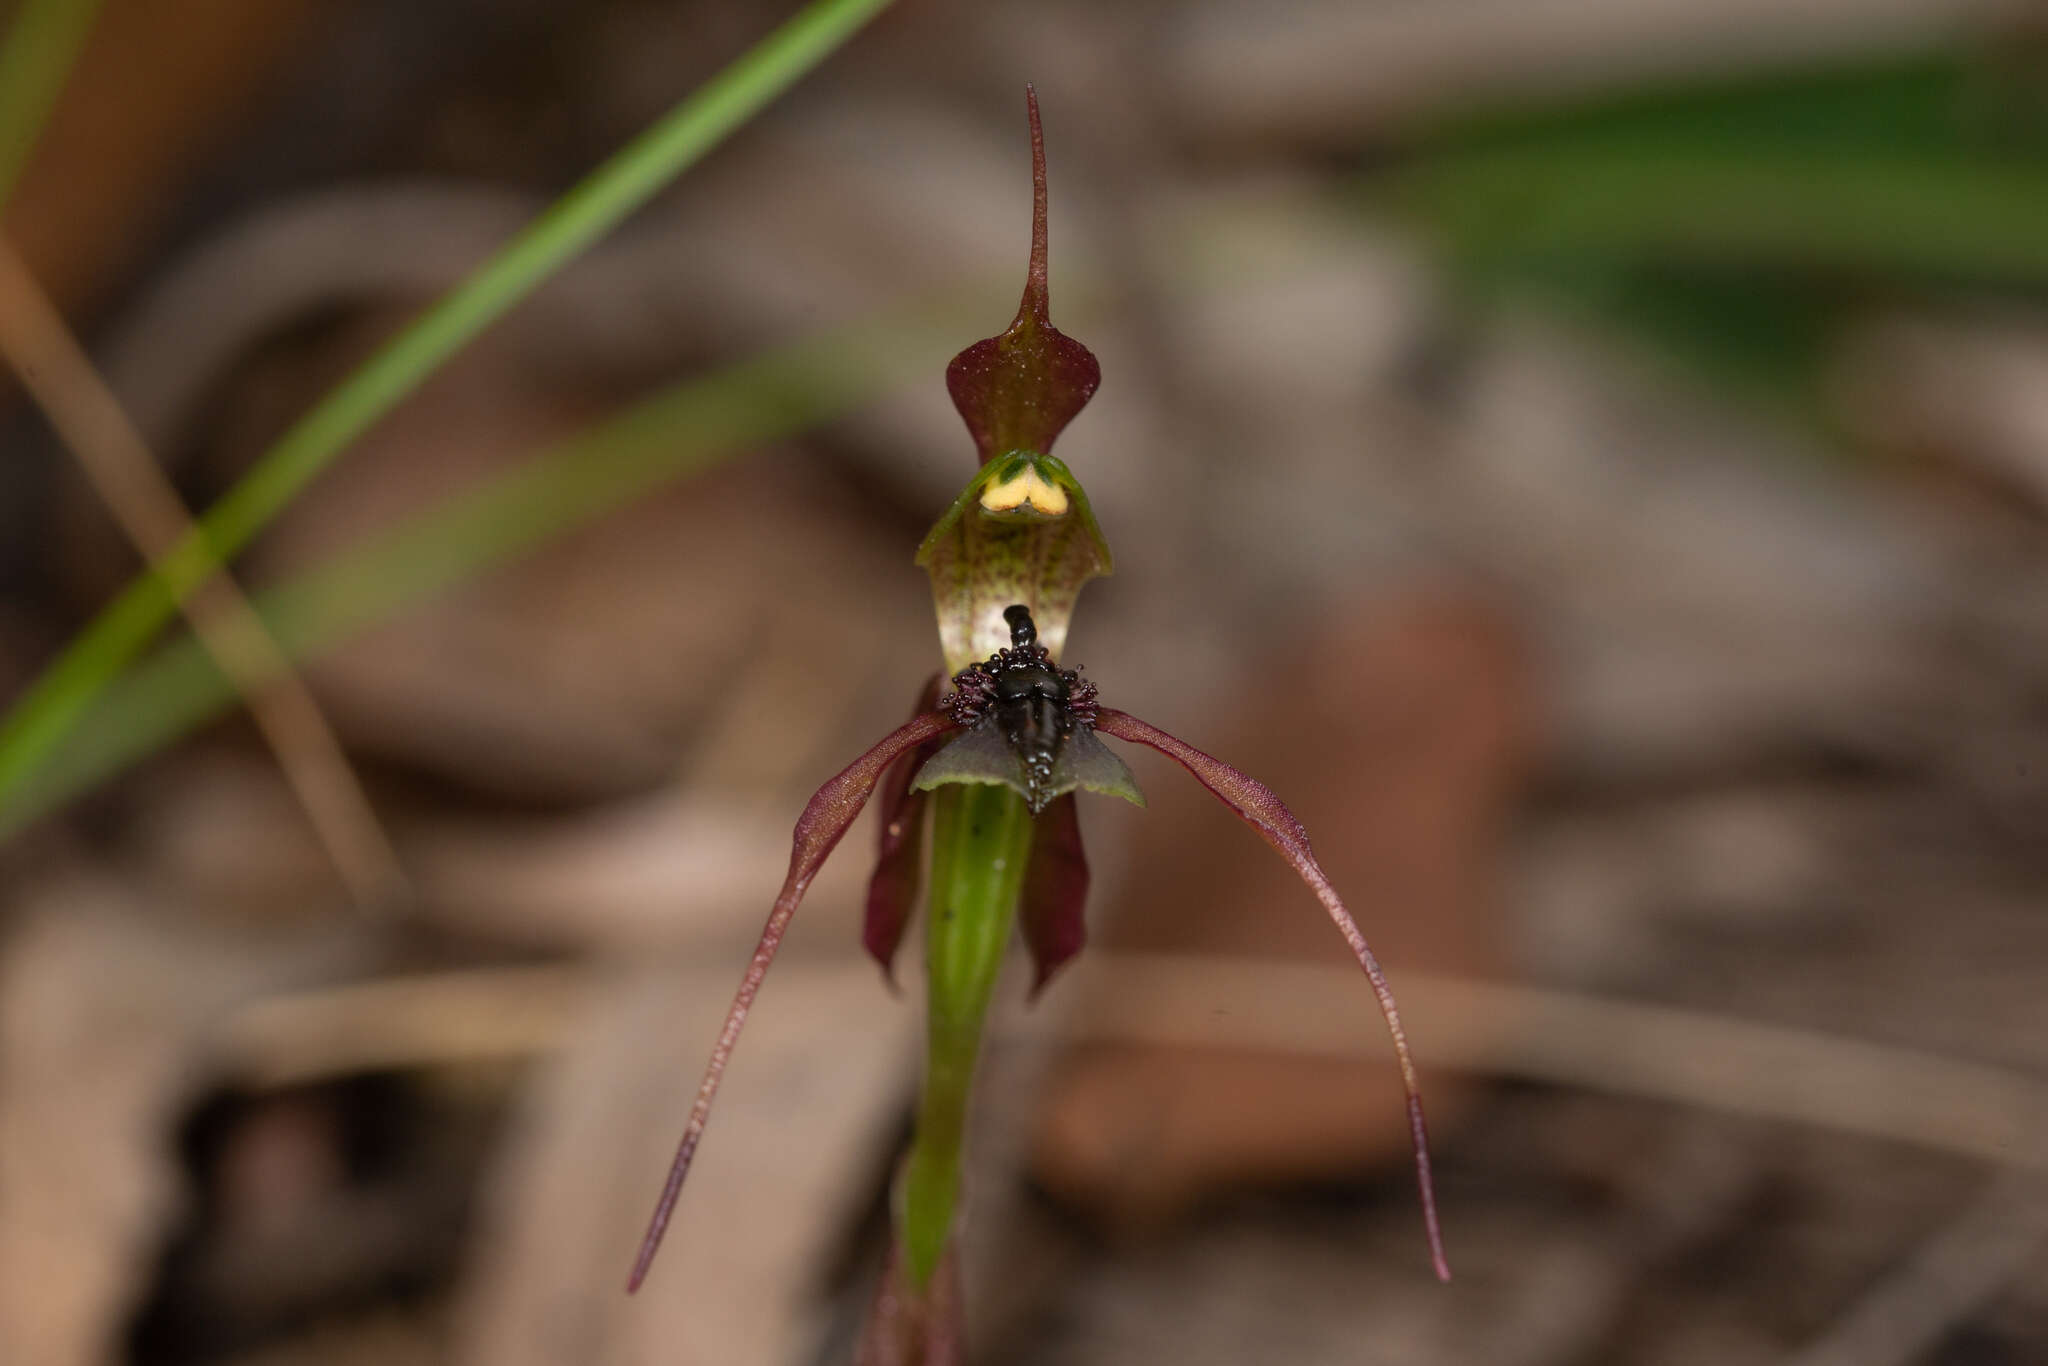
xmin=899 ymin=781 xmax=1033 ymax=1287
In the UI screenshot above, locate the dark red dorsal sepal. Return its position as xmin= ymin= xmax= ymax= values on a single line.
xmin=945 ymin=86 xmax=1100 ymax=465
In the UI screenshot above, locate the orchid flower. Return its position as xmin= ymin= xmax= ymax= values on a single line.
xmin=629 ymin=87 xmax=1449 ymax=1355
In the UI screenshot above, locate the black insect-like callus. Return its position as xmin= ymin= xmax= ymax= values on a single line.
xmin=914 ymin=605 xmax=1140 ymax=814
xmin=863 ymin=616 xmax=1136 ymax=989
xmin=906 ymin=604 xmax=1134 ymax=997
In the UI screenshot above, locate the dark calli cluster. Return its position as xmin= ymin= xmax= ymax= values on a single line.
xmin=864 ymin=603 xmax=1133 ymax=1002
xmin=929 ymin=605 xmax=1118 ymax=814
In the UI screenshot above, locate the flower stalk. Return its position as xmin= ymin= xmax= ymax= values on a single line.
xmin=900 ymin=782 xmax=1034 ymax=1285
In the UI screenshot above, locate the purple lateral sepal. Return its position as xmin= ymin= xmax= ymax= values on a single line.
xmin=1020 ymin=791 xmax=1089 ymax=997
xmin=864 ymin=676 xmax=948 ymax=984
xmin=1092 ymin=707 xmax=1452 ymax=1283
xmin=945 ymin=86 xmax=1100 ymax=465
xmin=629 ymin=708 xmax=959 ymax=1293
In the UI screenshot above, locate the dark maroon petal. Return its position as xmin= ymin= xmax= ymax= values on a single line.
xmin=629 ymin=708 xmax=958 ymax=1293
xmin=864 ymin=676 xmax=948 ymax=984
xmin=945 ymin=85 xmax=1100 ymax=465
xmin=1020 ymin=791 xmax=1089 ymax=998
xmin=1092 ymin=708 xmax=1452 ymax=1283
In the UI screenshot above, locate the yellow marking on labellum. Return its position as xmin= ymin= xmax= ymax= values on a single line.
xmin=979 ymin=463 xmax=1069 ymax=519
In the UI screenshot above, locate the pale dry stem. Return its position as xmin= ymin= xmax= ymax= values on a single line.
xmin=0 ymin=235 xmax=405 ymax=909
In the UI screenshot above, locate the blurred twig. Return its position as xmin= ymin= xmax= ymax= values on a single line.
xmin=0 ymin=237 xmax=405 ymax=907
xmin=212 ymin=955 xmax=2048 ymax=1176
xmin=1035 ymin=955 xmax=2048 ymax=1171
xmin=0 ymin=0 xmax=898 ymax=811
xmin=215 ymin=965 xmax=588 ymax=1088
xmin=0 ymin=0 xmax=104 ymax=212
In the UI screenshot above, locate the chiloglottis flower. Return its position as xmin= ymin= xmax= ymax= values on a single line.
xmin=628 ymin=86 xmax=1450 ymax=1344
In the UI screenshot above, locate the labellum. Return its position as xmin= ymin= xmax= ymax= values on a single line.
xmin=629 ymin=87 xmax=1448 ymax=1364
xmin=915 ymin=604 xmax=1141 ymax=816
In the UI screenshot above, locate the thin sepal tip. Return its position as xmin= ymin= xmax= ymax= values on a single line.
xmin=1091 ymin=707 xmax=1451 ymax=1282
xmin=627 ymin=709 xmax=959 ymax=1293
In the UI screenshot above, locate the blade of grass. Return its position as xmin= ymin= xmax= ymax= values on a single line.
xmin=0 ymin=236 xmax=405 ymax=907
xmin=0 ymin=0 xmax=896 ymax=808
xmin=0 ymin=300 xmax=974 ymax=836
xmin=0 ymin=0 xmax=106 ymax=213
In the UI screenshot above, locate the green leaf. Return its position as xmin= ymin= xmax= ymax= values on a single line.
xmin=0 ymin=0 xmax=898 ymax=810
xmin=0 ymin=0 xmax=106 ymax=212
xmin=0 ymin=301 xmax=957 ymax=836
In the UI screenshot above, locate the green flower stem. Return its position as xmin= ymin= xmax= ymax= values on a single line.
xmin=0 ymin=0 xmax=894 ymax=806
xmin=0 ymin=0 xmax=106 ymax=213
xmin=900 ymin=782 xmax=1034 ymax=1288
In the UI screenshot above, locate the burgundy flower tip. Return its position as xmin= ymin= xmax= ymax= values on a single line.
xmin=946 ymin=85 xmax=1101 ymax=465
